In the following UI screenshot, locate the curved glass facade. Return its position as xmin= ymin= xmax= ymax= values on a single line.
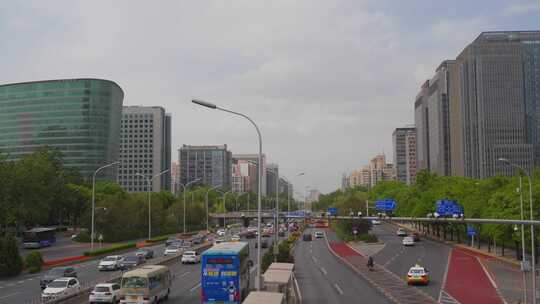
xmin=0 ymin=79 xmax=124 ymax=180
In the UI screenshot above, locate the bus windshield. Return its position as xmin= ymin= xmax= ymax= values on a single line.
xmin=122 ymin=277 xmax=148 ymax=288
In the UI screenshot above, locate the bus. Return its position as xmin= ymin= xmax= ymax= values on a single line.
xmin=201 ymin=242 xmax=252 ymax=303
xmin=23 ymin=227 xmax=56 ymax=249
xmin=119 ymin=265 xmax=171 ymax=304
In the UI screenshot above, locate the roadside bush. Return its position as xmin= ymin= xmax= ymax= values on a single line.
xmin=25 ymin=251 xmax=44 ymax=273
xmin=146 ymin=234 xmax=171 ymax=243
xmin=83 ymin=242 xmax=136 ymax=256
xmin=358 ymin=233 xmax=378 ymax=243
xmin=0 ymin=235 xmax=23 ymax=277
xmin=261 ymin=246 xmax=274 ymax=273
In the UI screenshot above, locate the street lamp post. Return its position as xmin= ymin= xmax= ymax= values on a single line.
xmin=91 ymin=161 xmax=119 ymax=251
xmin=206 ymin=185 xmax=222 ymax=232
xmin=137 ymin=169 xmax=170 ymax=240
xmin=180 ymin=178 xmax=201 ymax=234
xmin=499 ymin=158 xmax=535 ymax=304
xmin=192 ymin=99 xmax=264 ymax=290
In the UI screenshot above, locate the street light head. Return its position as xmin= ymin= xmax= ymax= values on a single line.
xmin=498 ymin=158 xmax=510 ymax=163
xmin=297 ymin=173 xmax=305 ymax=176
xmin=192 ymin=99 xmax=217 ymax=109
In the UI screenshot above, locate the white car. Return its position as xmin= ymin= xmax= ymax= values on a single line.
xmin=98 ymin=255 xmax=123 ymax=271
xmin=314 ymin=231 xmax=324 ymax=238
xmin=214 ymin=238 xmax=225 ymax=246
xmin=181 ymin=251 xmax=200 ymax=264
xmin=89 ymin=283 xmax=121 ymax=304
xmin=402 ymin=236 xmax=415 ymax=246
xmin=231 ymin=235 xmax=241 ymax=242
xmin=164 ymin=245 xmax=182 ymax=256
xmin=217 ymin=229 xmax=226 ymax=237
xmin=396 ymin=228 xmax=407 ymax=237
xmin=41 ymin=278 xmax=81 ymax=301
xmin=372 ymin=220 xmax=381 ymax=225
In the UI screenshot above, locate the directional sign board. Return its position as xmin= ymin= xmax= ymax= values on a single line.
xmin=327 ymin=207 xmax=338 ymax=216
xmin=467 ymin=226 xmax=476 ymax=236
xmin=375 ymin=199 xmax=397 ymax=212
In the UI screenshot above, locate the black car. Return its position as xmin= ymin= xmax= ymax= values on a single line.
xmin=255 ymin=239 xmax=270 ymax=248
xmin=40 ymin=267 xmax=77 ymax=289
xmin=135 ymin=248 xmax=154 ymax=259
xmin=166 ymin=237 xmax=179 ymax=246
xmin=119 ymin=255 xmax=145 ymax=270
xmin=302 ymin=234 xmax=312 ymax=241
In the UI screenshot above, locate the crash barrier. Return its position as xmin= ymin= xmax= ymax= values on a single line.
xmin=260 ymin=263 xmax=301 ymax=304
xmin=25 ymin=241 xmax=213 ymax=304
xmin=43 ymin=256 xmax=89 ymax=267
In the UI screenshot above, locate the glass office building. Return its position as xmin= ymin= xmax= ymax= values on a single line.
xmin=0 ymin=78 xmax=124 ymax=180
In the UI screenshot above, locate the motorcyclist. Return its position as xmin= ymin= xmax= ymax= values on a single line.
xmin=367 ymin=256 xmax=374 ymax=271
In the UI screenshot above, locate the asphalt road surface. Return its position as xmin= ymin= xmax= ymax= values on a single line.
xmin=294 ymin=227 xmax=392 ymax=304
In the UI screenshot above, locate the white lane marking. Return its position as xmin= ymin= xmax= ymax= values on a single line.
xmin=319 ymin=267 xmax=328 ymax=275
xmin=17 ymin=281 xmax=24 ymax=283
xmin=0 ymin=292 xmax=19 ymax=299
xmin=179 ymin=271 xmax=191 ymax=278
xmin=333 ymin=283 xmax=344 ymax=295
xmin=190 ymin=283 xmax=201 ymax=292
xmin=439 ymin=249 xmax=453 ymax=301
xmin=312 ymin=256 xmax=317 ymax=263
xmin=6 ymin=283 xmax=14 ymax=287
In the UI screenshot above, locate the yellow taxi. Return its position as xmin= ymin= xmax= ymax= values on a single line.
xmin=406 ymin=264 xmax=429 ymax=285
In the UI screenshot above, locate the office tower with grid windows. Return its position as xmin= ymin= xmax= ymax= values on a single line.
xmin=118 ymin=106 xmax=171 ymax=192
xmin=178 ymin=145 xmax=232 ymax=189
xmin=392 ymin=127 xmax=416 ymax=184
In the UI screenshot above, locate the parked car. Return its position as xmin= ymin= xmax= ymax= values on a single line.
xmin=396 ymin=228 xmax=407 ymax=237
xmin=302 ymin=234 xmax=312 ymax=241
xmin=40 ymin=267 xmax=77 ymax=289
xmin=89 ymin=283 xmax=121 ymax=304
xmin=41 ymin=278 xmax=80 ymax=301
xmin=402 ymin=236 xmax=415 ymax=246
xmin=181 ymin=251 xmax=201 ymax=264
xmin=119 ymin=255 xmax=145 ymax=269
xmin=164 ymin=244 xmax=182 ymax=256
xmin=98 ymin=255 xmax=123 ymax=271
xmin=135 ymin=248 xmax=154 ymax=260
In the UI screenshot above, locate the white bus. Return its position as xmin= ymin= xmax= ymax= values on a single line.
xmin=119 ymin=265 xmax=171 ymax=304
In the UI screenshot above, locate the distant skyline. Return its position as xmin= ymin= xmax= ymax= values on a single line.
xmin=1 ymin=1 xmax=539 ymax=193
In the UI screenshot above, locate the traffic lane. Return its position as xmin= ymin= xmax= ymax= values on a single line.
xmin=296 ymin=228 xmax=392 ymax=304
xmin=0 ymin=243 xmax=167 ymax=304
xmin=167 ymin=237 xmax=270 ymax=304
xmin=372 ymin=223 xmax=451 ymax=299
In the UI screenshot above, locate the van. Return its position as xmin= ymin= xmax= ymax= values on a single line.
xmin=119 ymin=265 xmax=171 ymax=304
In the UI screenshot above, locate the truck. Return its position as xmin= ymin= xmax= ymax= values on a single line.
xmin=434 ymin=200 xmax=464 ymax=218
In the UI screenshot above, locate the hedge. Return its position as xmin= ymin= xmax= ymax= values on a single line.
xmin=0 ymin=235 xmax=23 ymax=277
xmin=25 ymin=251 xmax=44 ymax=273
xmin=146 ymin=235 xmax=171 ymax=243
xmin=83 ymin=242 xmax=136 ymax=256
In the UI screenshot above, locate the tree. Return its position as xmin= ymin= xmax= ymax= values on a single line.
xmin=0 ymin=235 xmax=23 ymax=277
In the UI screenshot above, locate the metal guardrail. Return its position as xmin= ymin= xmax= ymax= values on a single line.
xmin=26 ymin=242 xmax=213 ymax=304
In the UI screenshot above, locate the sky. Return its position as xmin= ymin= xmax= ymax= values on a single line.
xmin=1 ymin=0 xmax=540 ymax=194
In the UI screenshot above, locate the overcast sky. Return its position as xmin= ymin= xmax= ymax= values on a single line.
xmin=1 ymin=1 xmax=540 ymax=194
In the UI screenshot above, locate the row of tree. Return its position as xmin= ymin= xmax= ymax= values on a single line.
xmin=0 ymin=147 xmax=299 ymax=242
xmin=314 ymin=170 xmax=540 ymax=249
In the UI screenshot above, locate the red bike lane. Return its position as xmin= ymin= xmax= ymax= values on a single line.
xmin=444 ymin=248 xmax=504 ymax=304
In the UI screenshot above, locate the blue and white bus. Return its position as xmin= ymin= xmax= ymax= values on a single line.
xmin=201 ymin=242 xmax=252 ymax=303
xmin=23 ymin=227 xmax=56 ymax=249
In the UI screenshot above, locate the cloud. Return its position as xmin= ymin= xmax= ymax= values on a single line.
xmin=502 ymin=1 xmax=540 ymax=16
xmin=0 ymin=1 xmax=538 ymax=193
